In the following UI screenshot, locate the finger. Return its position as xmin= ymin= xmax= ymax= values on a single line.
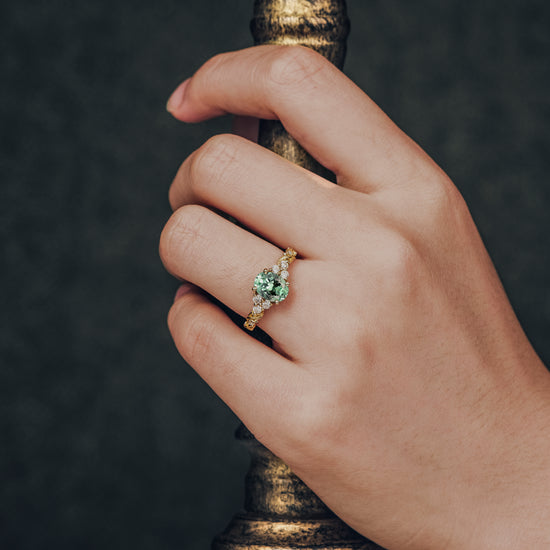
xmin=168 ymin=133 xmax=363 ymax=258
xmin=160 ymin=204 xmax=314 ymax=351
xmin=166 ymin=45 xmax=442 ymax=194
xmin=168 ymin=284 xmax=303 ymax=439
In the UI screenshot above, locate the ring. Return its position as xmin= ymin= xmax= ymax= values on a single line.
xmin=244 ymin=248 xmax=298 ymax=331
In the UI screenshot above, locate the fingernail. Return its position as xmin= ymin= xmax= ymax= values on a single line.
xmin=166 ymin=78 xmax=190 ymax=113
xmin=174 ymin=283 xmax=193 ymax=302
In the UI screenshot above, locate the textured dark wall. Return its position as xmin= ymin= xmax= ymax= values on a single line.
xmin=1 ymin=1 xmax=549 ymax=548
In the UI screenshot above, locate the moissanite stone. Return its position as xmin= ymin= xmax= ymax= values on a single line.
xmin=254 ymin=271 xmax=289 ymax=303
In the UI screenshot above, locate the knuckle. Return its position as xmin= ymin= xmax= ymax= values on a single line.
xmin=168 ymin=295 xmax=240 ymax=381
xmin=184 ymin=309 xmax=220 ymax=366
xmin=200 ymin=51 xmax=229 ymax=75
xmin=170 ymin=300 xmax=222 ymax=369
xmin=379 ymin=233 xmax=421 ymax=288
xmin=285 ymin=402 xmax=326 ymax=458
xmin=424 ymin=178 xmax=465 ymax=222
xmin=168 ymin=179 xmax=179 ymax=211
xmin=187 ymin=312 xmax=240 ymax=380
xmin=296 ymin=396 xmax=333 ymax=441
xmin=264 ymin=45 xmax=328 ymax=90
xmin=159 ymin=204 xmax=209 ymax=267
xmin=188 ymin=134 xmax=241 ymax=192
xmin=286 ymin=384 xmax=353 ymax=461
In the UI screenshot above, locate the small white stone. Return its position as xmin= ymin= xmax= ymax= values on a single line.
xmin=272 ymin=264 xmax=280 ymax=274
xmin=253 ymin=305 xmax=263 ymax=315
xmin=281 ymin=270 xmax=289 ymax=279
xmin=280 ymin=260 xmax=289 ymax=269
xmin=253 ymin=295 xmax=263 ymax=305
xmin=262 ymin=301 xmax=272 ymax=310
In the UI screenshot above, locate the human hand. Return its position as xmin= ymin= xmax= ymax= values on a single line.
xmin=160 ymin=46 xmax=550 ymax=549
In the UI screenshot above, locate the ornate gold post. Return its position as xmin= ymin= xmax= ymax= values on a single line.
xmin=212 ymin=2 xmax=384 ymax=549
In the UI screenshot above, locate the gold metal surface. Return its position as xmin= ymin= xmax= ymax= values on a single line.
xmin=251 ymin=0 xmax=350 ymax=67
xmin=212 ymin=427 xmax=381 ymax=549
xmin=252 ymin=0 xmax=349 ymax=178
xmin=213 ymin=2 xmax=384 ymax=549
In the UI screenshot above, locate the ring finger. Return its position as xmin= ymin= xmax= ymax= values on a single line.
xmin=160 ymin=203 xmax=327 ymax=356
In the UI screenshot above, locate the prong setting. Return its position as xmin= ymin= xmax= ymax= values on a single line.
xmin=244 ymin=248 xmax=297 ymax=331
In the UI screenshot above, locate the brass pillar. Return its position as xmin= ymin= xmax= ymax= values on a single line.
xmin=213 ymin=2 xmax=384 ymax=549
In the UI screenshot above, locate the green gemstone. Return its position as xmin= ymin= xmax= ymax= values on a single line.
xmin=254 ymin=271 xmax=289 ymax=303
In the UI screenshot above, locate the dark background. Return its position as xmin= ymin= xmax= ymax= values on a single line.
xmin=1 ymin=1 xmax=549 ymax=548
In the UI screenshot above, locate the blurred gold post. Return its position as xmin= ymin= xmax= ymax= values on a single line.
xmin=212 ymin=1 xmax=384 ymax=549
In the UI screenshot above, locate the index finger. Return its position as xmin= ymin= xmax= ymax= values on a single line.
xmin=167 ymin=45 xmax=442 ymax=193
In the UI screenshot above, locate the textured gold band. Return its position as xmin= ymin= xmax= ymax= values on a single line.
xmin=244 ymin=248 xmax=298 ymax=331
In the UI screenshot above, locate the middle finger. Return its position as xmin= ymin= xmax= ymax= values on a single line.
xmin=168 ymin=133 xmax=366 ymax=258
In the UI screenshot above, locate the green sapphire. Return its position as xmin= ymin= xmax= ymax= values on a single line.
xmin=254 ymin=271 xmax=289 ymax=303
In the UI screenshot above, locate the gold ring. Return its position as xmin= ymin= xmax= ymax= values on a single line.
xmin=244 ymin=248 xmax=298 ymax=331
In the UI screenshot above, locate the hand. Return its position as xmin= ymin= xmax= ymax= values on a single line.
xmin=160 ymin=46 xmax=550 ymax=550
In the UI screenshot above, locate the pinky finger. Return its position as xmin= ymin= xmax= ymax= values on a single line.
xmin=168 ymin=284 xmax=301 ymax=439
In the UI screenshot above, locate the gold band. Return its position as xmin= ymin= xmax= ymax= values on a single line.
xmin=244 ymin=248 xmax=297 ymax=331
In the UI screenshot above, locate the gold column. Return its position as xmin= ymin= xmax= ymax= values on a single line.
xmin=212 ymin=2 xmax=384 ymax=549
xmin=254 ymin=0 xmax=348 ymax=178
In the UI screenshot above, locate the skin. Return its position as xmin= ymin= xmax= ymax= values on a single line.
xmin=160 ymin=45 xmax=550 ymax=549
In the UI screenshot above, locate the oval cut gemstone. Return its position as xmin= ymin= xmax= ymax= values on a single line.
xmin=254 ymin=271 xmax=289 ymax=303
